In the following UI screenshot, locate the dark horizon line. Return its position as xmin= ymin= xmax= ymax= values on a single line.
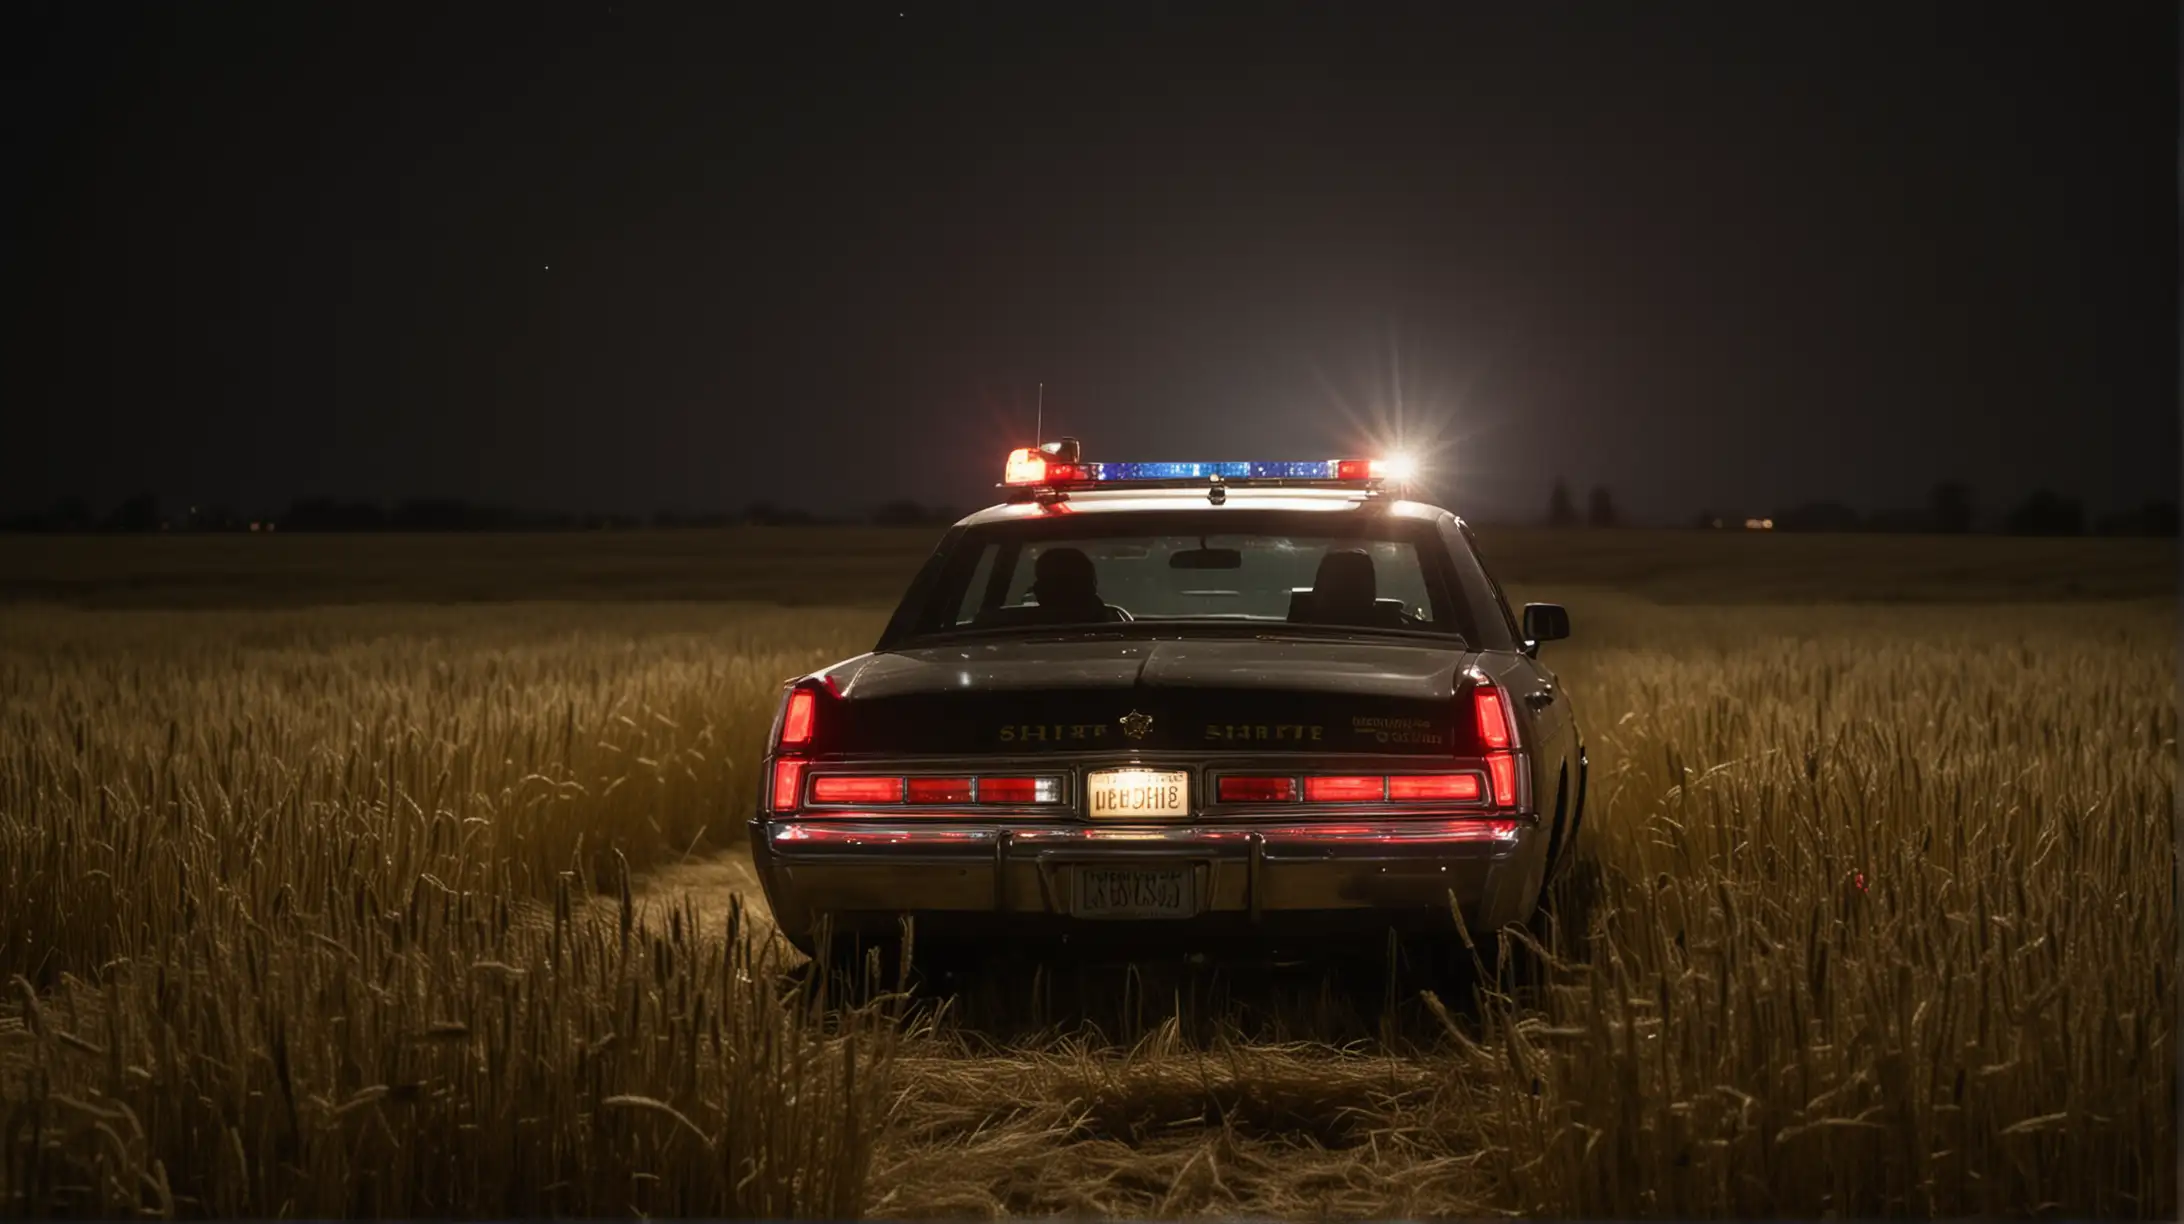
xmin=8 ymin=483 xmax=2172 ymax=517
xmin=3 ymin=490 xmax=2174 ymax=539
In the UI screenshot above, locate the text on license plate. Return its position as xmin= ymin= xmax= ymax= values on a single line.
xmin=1085 ymin=768 xmax=1191 ymax=819
xmin=1074 ymin=866 xmax=1195 ymax=919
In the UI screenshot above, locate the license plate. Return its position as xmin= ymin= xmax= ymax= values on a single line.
xmin=1085 ymin=768 xmax=1191 ymax=819
xmin=1073 ymin=866 xmax=1196 ymax=919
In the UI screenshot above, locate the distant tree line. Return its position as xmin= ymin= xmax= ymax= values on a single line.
xmin=1545 ymin=481 xmax=1623 ymax=528
xmin=1545 ymin=477 xmax=2177 ymax=537
xmin=9 ymin=485 xmax=2172 ymax=537
xmin=0 ymin=495 xmax=968 ymax=533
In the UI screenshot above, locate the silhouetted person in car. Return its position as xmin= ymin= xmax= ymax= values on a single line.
xmin=1028 ymin=547 xmax=1119 ymax=622
xmin=1298 ymin=548 xmax=1402 ymax=627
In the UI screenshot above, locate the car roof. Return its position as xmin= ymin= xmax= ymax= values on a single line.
xmin=952 ymin=486 xmax=1455 ymax=528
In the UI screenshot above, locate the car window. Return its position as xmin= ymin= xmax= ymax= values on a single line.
xmin=1448 ymin=519 xmax=1521 ymax=650
xmin=981 ymin=536 xmax=1435 ymax=618
xmin=905 ymin=511 xmax=1487 ymax=643
xmin=947 ymin=540 xmax=999 ymax=626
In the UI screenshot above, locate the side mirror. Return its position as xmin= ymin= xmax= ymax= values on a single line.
xmin=1521 ymin=602 xmax=1570 ymax=647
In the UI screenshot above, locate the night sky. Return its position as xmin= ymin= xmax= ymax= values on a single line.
xmin=4 ymin=2 xmax=2175 ymax=524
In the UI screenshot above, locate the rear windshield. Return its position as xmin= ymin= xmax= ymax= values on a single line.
xmin=892 ymin=511 xmax=1484 ymax=644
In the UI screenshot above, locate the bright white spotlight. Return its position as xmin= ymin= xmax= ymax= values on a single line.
xmin=1374 ymin=453 xmax=1420 ymax=482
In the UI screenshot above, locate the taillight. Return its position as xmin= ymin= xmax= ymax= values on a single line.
xmin=1220 ymin=773 xmax=1486 ymax=806
xmin=788 ymin=772 xmax=1061 ymax=810
xmin=780 ymin=688 xmax=818 ymax=749
xmin=809 ymin=775 xmax=904 ymax=804
xmin=768 ymin=682 xmax=824 ymax=813
xmin=907 ymin=777 xmax=974 ymax=804
xmin=1303 ymin=775 xmax=1385 ymax=802
xmin=1217 ymin=775 xmax=1298 ymax=803
xmin=1389 ymin=773 xmax=1482 ymax=802
xmin=770 ymin=758 xmax=806 ymax=810
xmin=1472 ymin=685 xmax=1511 ymax=750
xmin=1486 ymin=754 xmax=1518 ymax=808
xmin=978 ymin=776 xmax=1063 ymax=804
xmin=1469 ymin=681 xmax=1521 ymax=808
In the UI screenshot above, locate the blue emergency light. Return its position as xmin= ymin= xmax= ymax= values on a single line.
xmin=1002 ymin=440 xmax=1416 ymax=490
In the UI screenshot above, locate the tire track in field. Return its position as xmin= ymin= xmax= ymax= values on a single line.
xmin=621 ymin=846 xmax=784 ymax=944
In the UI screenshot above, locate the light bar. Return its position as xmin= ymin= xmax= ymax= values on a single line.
xmin=1002 ymin=450 xmax=1413 ymax=488
xmin=1093 ymin=460 xmax=1367 ymax=481
xmin=1004 ymin=448 xmax=1093 ymax=486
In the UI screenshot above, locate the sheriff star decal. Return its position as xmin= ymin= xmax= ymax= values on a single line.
xmin=1119 ymin=709 xmax=1154 ymax=741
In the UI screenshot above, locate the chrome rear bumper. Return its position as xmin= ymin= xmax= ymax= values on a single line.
xmin=748 ymin=813 xmax=1548 ymax=952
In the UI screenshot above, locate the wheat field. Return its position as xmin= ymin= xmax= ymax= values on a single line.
xmin=0 ymin=547 xmax=2173 ymax=1217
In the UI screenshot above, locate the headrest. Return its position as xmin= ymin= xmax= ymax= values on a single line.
xmin=1287 ymin=548 xmax=1373 ymax=623
xmin=1031 ymin=547 xmax=1101 ymax=607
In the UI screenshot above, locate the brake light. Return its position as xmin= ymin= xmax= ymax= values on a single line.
xmin=1388 ymin=773 xmax=1483 ymax=802
xmin=809 ymin=775 xmax=904 ymax=804
xmin=907 ymin=777 xmax=974 ymax=804
xmin=780 ymin=688 xmax=818 ymax=748
xmin=1473 ymin=686 xmax=1511 ymax=751
xmin=1467 ymin=683 xmax=1521 ymax=808
xmin=1487 ymin=754 xmax=1518 ymax=808
xmin=1303 ymin=775 xmax=1385 ymax=802
xmin=977 ymin=776 xmax=1063 ymax=804
xmin=1217 ymin=775 xmax=1298 ymax=803
xmin=770 ymin=758 xmax=806 ymax=810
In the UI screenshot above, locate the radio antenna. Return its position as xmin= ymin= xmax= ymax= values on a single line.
xmin=1035 ymin=382 xmax=1044 ymax=444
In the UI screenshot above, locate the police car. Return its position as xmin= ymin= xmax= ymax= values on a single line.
xmin=749 ymin=439 xmax=1586 ymax=968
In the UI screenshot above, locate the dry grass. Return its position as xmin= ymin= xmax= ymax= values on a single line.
xmin=0 ymin=603 xmax=873 ymax=980
xmin=0 ymin=586 xmax=2173 ymax=1217
xmin=0 ymin=604 xmax=902 ymax=1216
xmin=0 ymin=526 xmax=2168 ymax=609
xmin=1 ymin=891 xmax=901 ymax=1218
xmin=1453 ymin=597 xmax=2175 ymax=1217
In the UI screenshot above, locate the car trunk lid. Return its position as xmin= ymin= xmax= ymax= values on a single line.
xmin=815 ymin=635 xmax=1476 ymax=756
